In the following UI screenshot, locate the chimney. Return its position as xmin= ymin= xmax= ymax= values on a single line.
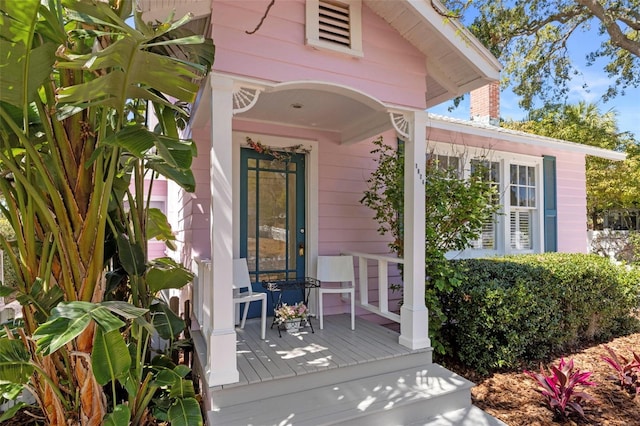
xmin=470 ymin=81 xmax=500 ymax=126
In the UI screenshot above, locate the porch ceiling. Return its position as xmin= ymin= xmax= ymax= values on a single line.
xmin=235 ymin=85 xmax=394 ymax=144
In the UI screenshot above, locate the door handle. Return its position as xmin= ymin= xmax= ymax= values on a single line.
xmin=298 ymin=243 xmax=304 ymax=256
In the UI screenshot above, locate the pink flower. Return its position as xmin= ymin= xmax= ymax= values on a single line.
xmin=275 ymin=302 xmax=308 ymax=323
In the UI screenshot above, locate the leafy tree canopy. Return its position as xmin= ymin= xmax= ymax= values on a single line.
xmin=440 ymin=0 xmax=640 ymax=109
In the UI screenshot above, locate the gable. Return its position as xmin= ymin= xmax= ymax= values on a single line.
xmin=210 ymin=0 xmax=429 ymax=109
xmin=139 ymin=0 xmax=501 ymax=110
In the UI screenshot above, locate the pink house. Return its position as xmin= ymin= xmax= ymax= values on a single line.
xmin=139 ymin=1 xmax=623 ymax=424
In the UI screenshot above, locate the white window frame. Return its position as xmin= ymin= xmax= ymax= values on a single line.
xmin=469 ymin=158 xmax=501 ymax=251
xmin=428 ymin=142 xmax=545 ymax=258
xmin=508 ymin=163 xmax=539 ymax=253
xmin=305 ymin=0 xmax=364 ymax=58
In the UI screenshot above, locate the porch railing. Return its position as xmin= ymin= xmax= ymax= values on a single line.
xmin=343 ymin=252 xmax=403 ymax=323
xmin=193 ymin=253 xmax=404 ymax=335
xmin=193 ymin=258 xmax=212 ymax=341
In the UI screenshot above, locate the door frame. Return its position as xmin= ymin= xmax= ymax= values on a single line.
xmin=232 ymin=132 xmax=319 ymax=311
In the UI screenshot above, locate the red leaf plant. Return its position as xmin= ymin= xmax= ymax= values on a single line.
xmin=525 ymin=358 xmax=596 ymax=418
xmin=601 ymin=345 xmax=640 ymax=396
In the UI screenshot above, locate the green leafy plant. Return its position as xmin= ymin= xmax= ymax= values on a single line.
xmin=360 ymin=137 xmax=498 ymax=352
xmin=601 ymin=345 xmax=640 ymax=396
xmin=0 ymin=0 xmax=214 ymax=424
xmin=441 ymin=254 xmax=640 ymax=373
xmin=525 ymin=358 xmax=596 ymax=419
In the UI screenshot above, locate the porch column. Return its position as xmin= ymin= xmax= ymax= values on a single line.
xmin=207 ymin=74 xmax=239 ymax=385
xmin=399 ymin=111 xmax=431 ymax=350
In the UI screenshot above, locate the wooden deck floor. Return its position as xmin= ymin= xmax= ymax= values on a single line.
xmin=226 ymin=314 xmax=430 ymax=389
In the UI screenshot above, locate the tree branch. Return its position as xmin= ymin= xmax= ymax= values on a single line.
xmin=574 ymin=0 xmax=640 ymax=58
xmin=246 ymin=0 xmax=276 ymax=35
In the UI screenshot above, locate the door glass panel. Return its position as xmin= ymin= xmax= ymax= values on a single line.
xmin=258 ymin=166 xmax=287 ymax=273
xmin=247 ymin=169 xmax=258 ymax=272
xmin=287 ymin=172 xmax=297 ymax=272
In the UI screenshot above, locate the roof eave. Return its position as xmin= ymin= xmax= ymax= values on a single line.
xmin=417 ymin=0 xmax=503 ymax=75
xmin=426 ymin=114 xmax=627 ymax=161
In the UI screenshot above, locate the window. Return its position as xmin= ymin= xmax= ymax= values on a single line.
xmin=509 ymin=164 xmax=536 ymax=250
xmin=427 ymin=142 xmax=543 ymax=256
xmin=470 ymin=160 xmax=500 ymax=250
xmin=306 ymin=0 xmax=363 ymax=57
xmin=428 ymin=153 xmax=461 ymax=177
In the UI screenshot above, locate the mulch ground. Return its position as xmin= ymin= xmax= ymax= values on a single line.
xmin=443 ymin=332 xmax=640 ymax=425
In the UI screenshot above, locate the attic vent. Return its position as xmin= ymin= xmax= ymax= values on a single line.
xmin=318 ymin=1 xmax=351 ymax=47
xmin=306 ymin=0 xmax=363 ymax=57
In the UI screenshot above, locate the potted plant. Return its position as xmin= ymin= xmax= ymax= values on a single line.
xmin=275 ymin=302 xmax=308 ymax=333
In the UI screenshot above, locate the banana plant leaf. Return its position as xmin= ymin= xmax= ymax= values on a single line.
xmin=146 ymin=257 xmax=193 ymax=293
xmin=0 ymin=339 xmax=34 ymax=385
xmin=116 ymin=233 xmax=146 ymax=277
xmin=150 ymin=301 xmax=185 ymax=341
xmin=0 ymin=402 xmax=28 ymax=422
xmin=96 ymin=125 xmax=197 ymax=191
xmin=148 ymin=162 xmax=196 ymax=192
xmin=0 ymin=0 xmax=59 ymax=107
xmin=14 ymin=278 xmax=64 ymax=323
xmin=167 ymin=397 xmax=202 ymax=426
xmin=169 ymin=378 xmax=195 ymax=400
xmin=103 ymin=404 xmax=131 ymax=426
xmin=153 ymin=367 xmax=195 ymax=399
xmin=34 ymin=301 xmax=127 ymax=354
xmin=56 ymin=38 xmax=202 ymax=113
xmin=100 ymin=301 xmax=148 ymax=319
xmin=147 ymin=208 xmax=177 ymax=251
xmin=92 ymin=328 xmax=131 ymax=386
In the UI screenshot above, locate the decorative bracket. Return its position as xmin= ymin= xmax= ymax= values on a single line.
xmin=233 ymin=85 xmax=263 ymax=114
xmin=390 ymin=112 xmax=410 ymax=139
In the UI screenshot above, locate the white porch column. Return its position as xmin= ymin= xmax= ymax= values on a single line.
xmin=399 ymin=111 xmax=431 ymax=350
xmin=207 ymin=74 xmax=239 ymax=385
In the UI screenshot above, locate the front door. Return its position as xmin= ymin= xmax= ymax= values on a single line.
xmin=240 ymin=147 xmax=306 ymax=315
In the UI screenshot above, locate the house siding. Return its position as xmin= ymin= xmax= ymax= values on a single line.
xmin=211 ymin=0 xmax=427 ymax=108
xmin=426 ymin=127 xmax=589 ymax=253
xmin=180 ymin=127 xmax=213 ymax=262
xmin=556 ymin=154 xmax=587 ymax=253
xmin=147 ymin=179 xmax=169 ymax=259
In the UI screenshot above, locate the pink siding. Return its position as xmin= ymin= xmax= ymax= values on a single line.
xmin=131 ymin=179 xmax=171 ymax=260
xmin=556 ymin=155 xmax=587 ymax=253
xmin=426 ymin=127 xmax=589 ymax=253
xmin=179 ymin=127 xmax=212 ymax=262
xmin=146 ymin=179 xmax=167 ymax=197
xmin=211 ymin=0 xmax=427 ymax=108
xmin=148 ymin=241 xmax=167 ymax=259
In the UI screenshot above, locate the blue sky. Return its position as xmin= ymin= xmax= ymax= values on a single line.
xmin=429 ymin=23 xmax=640 ymax=141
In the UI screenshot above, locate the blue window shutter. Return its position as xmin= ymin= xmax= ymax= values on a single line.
xmin=543 ymin=156 xmax=557 ymax=252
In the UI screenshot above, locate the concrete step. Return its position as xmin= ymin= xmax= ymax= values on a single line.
xmin=209 ymin=347 xmax=432 ymax=410
xmin=208 ymin=363 xmax=475 ymax=426
xmin=410 ymin=406 xmax=507 ymax=426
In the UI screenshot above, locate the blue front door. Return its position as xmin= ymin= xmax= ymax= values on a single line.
xmin=240 ymin=147 xmax=306 ymax=315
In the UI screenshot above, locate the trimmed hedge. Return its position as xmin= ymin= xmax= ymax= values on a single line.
xmin=439 ymin=253 xmax=640 ymax=373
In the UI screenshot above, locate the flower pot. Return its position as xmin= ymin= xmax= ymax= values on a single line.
xmin=284 ymin=318 xmax=302 ymax=333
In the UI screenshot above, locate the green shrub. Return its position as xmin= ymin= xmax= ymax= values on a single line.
xmin=440 ymin=253 xmax=640 ymax=374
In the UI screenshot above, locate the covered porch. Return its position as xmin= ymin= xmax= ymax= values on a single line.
xmin=191 ymin=72 xmax=432 ymax=389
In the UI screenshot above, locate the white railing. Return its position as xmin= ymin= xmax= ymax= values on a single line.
xmin=193 ymin=258 xmax=211 ymax=343
xmin=344 ymin=252 xmax=404 ymax=323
